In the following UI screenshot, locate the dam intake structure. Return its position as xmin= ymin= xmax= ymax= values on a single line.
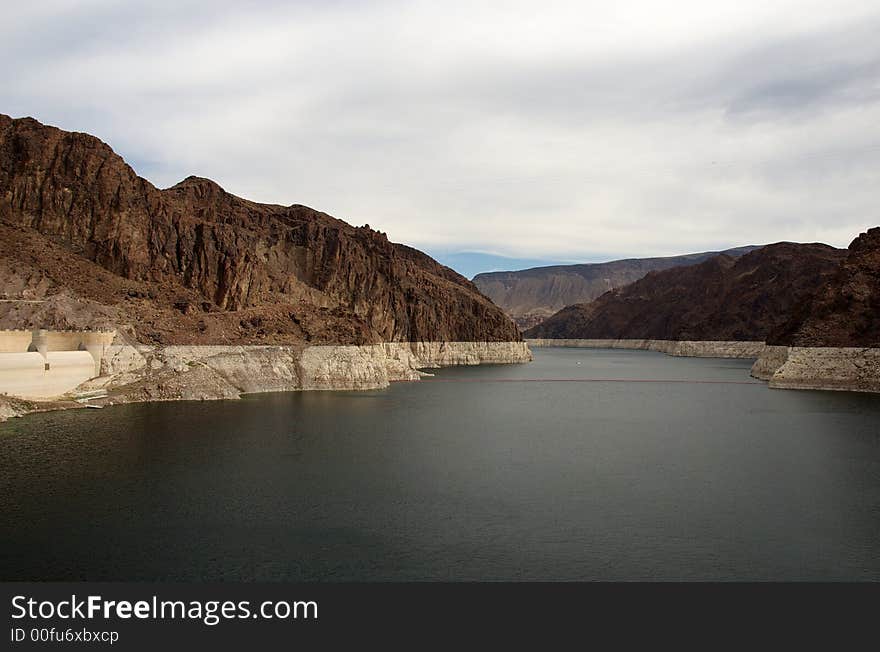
xmin=0 ymin=329 xmax=116 ymax=400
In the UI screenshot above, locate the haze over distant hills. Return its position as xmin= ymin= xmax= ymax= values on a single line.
xmin=473 ymin=246 xmax=760 ymax=330
xmin=429 ymin=251 xmax=577 ymax=282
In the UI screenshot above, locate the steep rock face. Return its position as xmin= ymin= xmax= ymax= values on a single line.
xmin=0 ymin=114 xmax=519 ymax=344
xmin=787 ymin=228 xmax=880 ymax=347
xmin=473 ymin=246 xmax=759 ymax=330
xmin=524 ymin=243 xmax=846 ymax=341
xmin=527 ymin=338 xmax=766 ymax=358
xmin=63 ymin=341 xmax=533 ymax=408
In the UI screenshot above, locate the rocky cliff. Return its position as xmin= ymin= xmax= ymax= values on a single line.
xmin=527 ymin=338 xmax=766 ymax=358
xmin=524 ymin=243 xmax=846 ymax=341
xmin=473 ymin=246 xmax=759 ymax=330
xmin=745 ymin=228 xmax=880 ymax=393
xmin=79 ymin=341 xmax=533 ymax=404
xmin=786 ymin=227 xmax=880 ymax=347
xmin=0 ymin=114 xmax=520 ymax=345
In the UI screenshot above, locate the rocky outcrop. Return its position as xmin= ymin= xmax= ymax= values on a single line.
xmin=525 ymin=243 xmax=846 ymax=342
xmin=751 ymin=346 xmax=880 ymax=393
xmin=527 ymin=338 xmax=765 ymax=358
xmin=72 ymin=341 xmax=532 ymax=407
xmin=0 ymin=114 xmax=520 ymax=345
xmin=784 ymin=228 xmax=880 ymax=347
xmin=0 ymin=339 xmax=531 ymax=419
xmin=387 ymin=341 xmax=533 ymax=366
xmin=0 ymin=395 xmax=31 ymax=420
xmin=746 ymin=228 xmax=880 ymax=393
xmin=749 ymin=345 xmax=790 ymax=380
xmin=0 ymin=394 xmax=81 ymax=421
xmin=0 ymin=340 xmax=531 ymax=418
xmin=473 ymin=246 xmax=759 ymax=330
xmin=526 ymin=232 xmax=880 ymax=393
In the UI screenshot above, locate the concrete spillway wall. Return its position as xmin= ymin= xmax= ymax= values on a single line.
xmin=0 ymin=330 xmax=35 ymax=352
xmin=0 ymin=329 xmax=116 ymax=399
xmin=30 ymin=330 xmax=116 ymax=375
xmin=0 ymin=351 xmax=97 ymax=399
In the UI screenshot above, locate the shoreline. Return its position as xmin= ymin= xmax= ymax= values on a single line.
xmin=752 ymin=345 xmax=880 ymax=394
xmin=525 ymin=338 xmax=766 ymax=358
xmin=0 ymin=341 xmax=532 ymax=422
xmin=527 ymin=338 xmax=880 ymax=394
xmin=5 ymin=337 xmax=878 ymax=423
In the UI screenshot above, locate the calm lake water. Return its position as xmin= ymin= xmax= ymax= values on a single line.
xmin=2 ymin=347 xmax=879 ymax=581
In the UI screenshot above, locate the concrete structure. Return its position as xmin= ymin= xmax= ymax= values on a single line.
xmin=0 ymin=329 xmax=116 ymax=399
xmin=0 ymin=330 xmax=34 ymax=352
xmin=30 ymin=329 xmax=116 ymax=376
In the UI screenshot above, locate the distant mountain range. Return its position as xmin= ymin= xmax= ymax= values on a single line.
xmin=473 ymin=246 xmax=760 ymax=330
xmin=524 ymin=243 xmax=847 ymax=342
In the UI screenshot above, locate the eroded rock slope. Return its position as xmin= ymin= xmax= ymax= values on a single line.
xmin=0 ymin=114 xmax=519 ymax=345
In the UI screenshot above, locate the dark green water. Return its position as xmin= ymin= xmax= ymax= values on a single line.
xmin=1 ymin=348 xmax=879 ymax=581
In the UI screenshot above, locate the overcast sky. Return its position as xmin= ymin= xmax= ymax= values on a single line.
xmin=3 ymin=0 xmax=879 ymax=276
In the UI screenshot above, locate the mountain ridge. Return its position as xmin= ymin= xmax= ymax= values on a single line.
xmin=473 ymin=245 xmax=761 ymax=330
xmin=788 ymin=227 xmax=880 ymax=347
xmin=523 ymin=242 xmax=847 ymax=342
xmin=0 ymin=113 xmax=520 ymax=345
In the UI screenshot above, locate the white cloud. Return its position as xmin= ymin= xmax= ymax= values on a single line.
xmin=2 ymin=0 xmax=879 ymax=263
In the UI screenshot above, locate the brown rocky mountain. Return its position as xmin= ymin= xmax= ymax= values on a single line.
xmin=788 ymin=227 xmax=880 ymax=347
xmin=473 ymin=246 xmax=760 ymax=330
xmin=0 ymin=114 xmax=519 ymax=345
xmin=524 ymin=242 xmax=846 ymax=341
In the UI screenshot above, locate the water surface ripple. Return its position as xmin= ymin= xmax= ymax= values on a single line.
xmin=2 ymin=348 xmax=879 ymax=581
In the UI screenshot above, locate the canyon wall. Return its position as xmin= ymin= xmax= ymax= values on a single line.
xmin=749 ymin=346 xmax=791 ymax=380
xmin=0 ymin=338 xmax=531 ymax=417
xmin=473 ymin=246 xmax=759 ymax=330
xmin=751 ymin=346 xmax=880 ymax=393
xmin=0 ymin=114 xmax=520 ymax=346
xmin=0 ymin=115 xmax=533 ymax=414
xmin=527 ymin=338 xmax=765 ymax=358
xmin=783 ymin=227 xmax=880 ymax=348
xmin=77 ymin=341 xmax=532 ymax=406
xmin=525 ymin=243 xmax=846 ymax=342
xmin=527 ymin=338 xmax=880 ymax=395
xmin=747 ymin=227 xmax=880 ymax=394
xmin=523 ymin=237 xmax=880 ymax=394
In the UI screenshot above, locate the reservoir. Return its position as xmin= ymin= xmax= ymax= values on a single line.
xmin=2 ymin=347 xmax=879 ymax=581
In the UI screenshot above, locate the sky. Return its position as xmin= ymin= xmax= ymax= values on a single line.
xmin=2 ymin=0 xmax=879 ymax=278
